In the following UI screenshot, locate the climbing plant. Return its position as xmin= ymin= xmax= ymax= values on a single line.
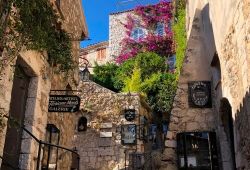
xmin=0 ymin=0 xmax=73 ymax=73
xmin=116 ymin=0 xmax=174 ymax=63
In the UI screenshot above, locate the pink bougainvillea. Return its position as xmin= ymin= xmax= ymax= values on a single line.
xmin=116 ymin=0 xmax=175 ymax=64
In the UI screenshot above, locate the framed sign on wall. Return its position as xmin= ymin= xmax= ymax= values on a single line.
xmin=188 ymin=81 xmax=212 ymax=108
xmin=121 ymin=124 xmax=137 ymax=145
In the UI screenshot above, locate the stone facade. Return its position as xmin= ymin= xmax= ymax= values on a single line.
xmin=0 ymin=0 xmax=88 ymax=169
xmin=80 ymin=41 xmax=110 ymax=73
xmin=74 ymin=81 xmax=152 ymax=170
xmin=109 ymin=10 xmax=134 ymax=60
xmin=162 ymin=0 xmax=250 ymax=170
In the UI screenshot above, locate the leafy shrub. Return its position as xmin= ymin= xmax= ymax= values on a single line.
xmin=93 ymin=62 xmax=119 ymax=92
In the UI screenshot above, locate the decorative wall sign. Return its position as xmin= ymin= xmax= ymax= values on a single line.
xmin=48 ymin=95 xmax=80 ymax=112
xmin=121 ymin=124 xmax=137 ymax=145
xmin=124 ymin=109 xmax=136 ymax=121
xmin=188 ymin=81 xmax=212 ymax=108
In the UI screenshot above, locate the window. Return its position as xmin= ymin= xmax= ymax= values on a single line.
xmin=167 ymin=55 xmax=176 ymax=72
xmin=155 ymin=23 xmax=165 ymax=36
xmin=77 ymin=117 xmax=87 ymax=132
xmin=97 ymin=48 xmax=106 ymax=60
xmin=177 ymin=132 xmax=219 ymax=170
xmin=131 ymin=27 xmax=145 ymax=41
xmin=65 ymin=83 xmax=73 ymax=95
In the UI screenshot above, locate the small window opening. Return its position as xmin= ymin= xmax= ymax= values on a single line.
xmin=131 ymin=27 xmax=145 ymax=41
xmin=78 ymin=117 xmax=87 ymax=132
xmin=155 ymin=22 xmax=165 ymax=36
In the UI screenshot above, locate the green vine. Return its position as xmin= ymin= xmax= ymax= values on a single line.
xmin=173 ymin=0 xmax=186 ymax=77
xmin=0 ymin=0 xmax=74 ymax=72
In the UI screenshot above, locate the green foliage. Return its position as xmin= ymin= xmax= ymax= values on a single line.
xmin=114 ymin=58 xmax=135 ymax=90
xmin=0 ymin=0 xmax=73 ymax=72
xmin=115 ymin=52 xmax=166 ymax=90
xmin=173 ymin=3 xmax=186 ymax=77
xmin=122 ymin=67 xmax=142 ymax=93
xmin=93 ymin=2 xmax=186 ymax=114
xmin=93 ymin=62 xmax=119 ymax=92
xmin=147 ymin=73 xmax=177 ymax=113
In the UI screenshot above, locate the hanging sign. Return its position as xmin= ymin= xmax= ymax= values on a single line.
xmin=121 ymin=124 xmax=136 ymax=145
xmin=188 ymin=81 xmax=212 ymax=108
xmin=48 ymin=95 xmax=80 ymax=112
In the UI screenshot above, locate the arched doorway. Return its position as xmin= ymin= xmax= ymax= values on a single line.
xmin=220 ymin=98 xmax=236 ymax=170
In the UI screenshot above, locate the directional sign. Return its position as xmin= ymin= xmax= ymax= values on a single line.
xmin=48 ymin=95 xmax=80 ymax=112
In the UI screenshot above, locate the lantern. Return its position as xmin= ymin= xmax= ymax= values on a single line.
xmin=79 ymin=67 xmax=90 ymax=81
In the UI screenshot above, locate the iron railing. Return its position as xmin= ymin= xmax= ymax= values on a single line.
xmin=0 ymin=115 xmax=80 ymax=170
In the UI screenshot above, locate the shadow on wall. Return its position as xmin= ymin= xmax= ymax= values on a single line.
xmin=234 ymin=88 xmax=250 ymax=170
xmin=201 ymin=3 xmax=249 ymax=170
xmin=196 ymin=3 xmax=237 ymax=170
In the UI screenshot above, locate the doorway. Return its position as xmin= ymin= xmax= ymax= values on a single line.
xmin=1 ymin=58 xmax=30 ymax=170
xmin=220 ymin=98 xmax=236 ymax=170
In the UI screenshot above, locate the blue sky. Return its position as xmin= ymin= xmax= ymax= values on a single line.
xmin=80 ymin=0 xmax=160 ymax=48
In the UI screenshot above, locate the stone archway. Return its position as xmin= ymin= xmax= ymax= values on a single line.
xmin=220 ymin=98 xmax=236 ymax=170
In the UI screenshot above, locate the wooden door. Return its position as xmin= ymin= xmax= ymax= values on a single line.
xmin=1 ymin=59 xmax=30 ymax=170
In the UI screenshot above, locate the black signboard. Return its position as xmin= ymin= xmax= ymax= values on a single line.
xmin=48 ymin=95 xmax=80 ymax=112
xmin=124 ymin=109 xmax=136 ymax=121
xmin=121 ymin=124 xmax=137 ymax=145
xmin=188 ymin=81 xmax=212 ymax=108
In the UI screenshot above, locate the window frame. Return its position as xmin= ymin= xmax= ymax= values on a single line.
xmin=155 ymin=22 xmax=165 ymax=36
xmin=131 ymin=27 xmax=145 ymax=41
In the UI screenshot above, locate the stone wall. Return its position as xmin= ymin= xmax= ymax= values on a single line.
xmin=74 ymin=81 xmax=152 ymax=170
xmin=109 ymin=10 xmax=134 ymax=60
xmin=0 ymin=50 xmax=51 ymax=170
xmin=162 ymin=0 xmax=250 ymax=170
xmin=162 ymin=8 xmax=216 ymax=170
xmin=0 ymin=0 xmax=88 ymax=169
xmin=45 ymin=1 xmax=88 ymax=169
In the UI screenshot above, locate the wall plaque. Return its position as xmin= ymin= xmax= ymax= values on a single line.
xmin=100 ymin=132 xmax=112 ymax=138
xmin=48 ymin=95 xmax=80 ymax=112
xmin=124 ymin=109 xmax=136 ymax=121
xmin=188 ymin=81 xmax=212 ymax=108
xmin=121 ymin=124 xmax=136 ymax=145
xmin=100 ymin=123 xmax=112 ymax=128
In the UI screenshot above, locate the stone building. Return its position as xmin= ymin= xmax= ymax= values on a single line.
xmin=0 ymin=0 xmax=88 ymax=169
xmin=73 ymin=80 xmax=153 ymax=170
xmin=79 ymin=41 xmax=110 ymax=73
xmin=162 ymin=0 xmax=250 ymax=170
xmin=109 ymin=10 xmax=133 ymax=60
xmin=109 ymin=8 xmax=171 ymax=61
